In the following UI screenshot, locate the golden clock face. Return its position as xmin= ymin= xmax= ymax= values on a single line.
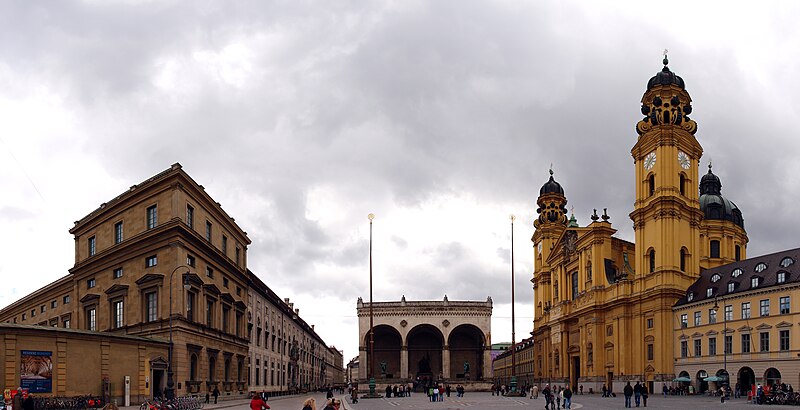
xmin=678 ymin=151 xmax=690 ymax=169
xmin=644 ymin=152 xmax=656 ymax=170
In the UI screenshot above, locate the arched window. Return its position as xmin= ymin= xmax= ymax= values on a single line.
xmin=224 ymin=357 xmax=231 ymax=381
xmin=735 ymin=245 xmax=741 ymax=261
xmin=680 ymin=248 xmax=687 ymax=272
xmin=710 ymin=240 xmax=720 ymax=258
xmin=648 ymin=174 xmax=655 ymax=197
xmin=209 ymin=356 xmax=216 ymax=382
xmin=680 ymin=174 xmax=686 ymax=196
xmin=649 ymin=249 xmax=656 ymax=273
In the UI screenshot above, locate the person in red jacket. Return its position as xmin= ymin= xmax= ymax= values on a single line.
xmin=249 ymin=393 xmax=269 ymax=410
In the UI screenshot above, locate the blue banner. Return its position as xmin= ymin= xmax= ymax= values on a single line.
xmin=20 ymin=350 xmax=53 ymax=393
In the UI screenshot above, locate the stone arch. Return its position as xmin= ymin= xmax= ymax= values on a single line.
xmin=407 ymin=324 xmax=444 ymax=379
xmin=737 ymin=366 xmax=755 ymax=396
xmin=363 ymin=324 xmax=402 ymax=379
xmin=764 ymin=367 xmax=782 ymax=386
xmin=696 ymin=369 xmax=709 ymax=393
xmin=447 ymin=324 xmax=485 ymax=380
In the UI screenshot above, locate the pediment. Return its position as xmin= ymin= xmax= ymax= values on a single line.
xmin=644 ymin=335 xmax=655 ymax=342
xmin=776 ymin=321 xmax=793 ymax=328
xmin=604 ymin=341 xmax=614 ymax=348
xmin=679 ymin=334 xmax=689 ymax=340
xmin=567 ymin=345 xmax=580 ymax=353
xmin=756 ymin=323 xmax=773 ymax=330
xmin=692 ymin=332 xmax=704 ymax=338
xmin=644 ymin=365 xmax=655 ymax=373
xmin=220 ymin=292 xmax=235 ymax=304
xmin=136 ymin=273 xmax=165 ymax=287
xmin=234 ymin=300 xmax=247 ymax=310
xmin=203 ymin=284 xmax=221 ymax=295
xmin=705 ymin=330 xmax=719 ymax=336
xmin=80 ymin=293 xmax=100 ymax=304
xmin=104 ymin=284 xmax=129 ymax=296
xmin=738 ymin=325 xmax=752 ymax=332
xmin=183 ymin=272 xmax=205 ymax=289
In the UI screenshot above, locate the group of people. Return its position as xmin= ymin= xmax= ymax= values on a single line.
xmin=384 ymin=383 xmax=413 ymax=397
xmin=622 ymin=381 xmax=649 ymax=408
xmin=12 ymin=389 xmax=35 ymax=410
xmin=533 ymin=384 xmax=572 ymax=409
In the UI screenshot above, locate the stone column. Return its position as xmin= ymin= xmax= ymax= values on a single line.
xmin=358 ymin=347 xmax=367 ymax=382
xmin=400 ymin=346 xmax=408 ymax=379
xmin=442 ymin=345 xmax=450 ymax=379
xmin=483 ymin=346 xmax=492 ymax=382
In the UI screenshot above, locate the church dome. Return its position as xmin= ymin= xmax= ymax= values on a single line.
xmin=699 ymin=164 xmax=744 ymax=229
xmin=540 ymin=169 xmax=564 ymax=196
xmin=647 ymin=55 xmax=685 ymax=90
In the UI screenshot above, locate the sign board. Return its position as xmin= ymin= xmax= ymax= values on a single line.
xmin=20 ymin=350 xmax=53 ymax=393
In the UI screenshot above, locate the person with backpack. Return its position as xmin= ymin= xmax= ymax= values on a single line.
xmin=623 ymin=382 xmax=634 ymax=408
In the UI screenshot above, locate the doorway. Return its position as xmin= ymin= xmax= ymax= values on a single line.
xmin=607 ymin=372 xmax=614 ymax=394
xmin=571 ymin=357 xmax=580 ymax=391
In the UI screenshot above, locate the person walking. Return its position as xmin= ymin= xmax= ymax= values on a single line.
xmin=641 ymin=383 xmax=648 ymax=407
xmin=212 ymin=386 xmax=220 ymax=404
xmin=531 ymin=384 xmax=539 ymax=399
xmin=555 ymin=386 xmax=562 ymax=410
xmin=249 ymin=393 xmax=269 ymax=410
xmin=22 ymin=394 xmax=35 ymax=410
xmin=634 ymin=382 xmax=641 ymax=407
xmin=563 ymin=386 xmax=572 ymax=409
xmin=602 ymin=384 xmax=607 ymax=398
xmin=623 ymin=382 xmax=633 ymax=408
xmin=543 ymin=384 xmax=552 ymax=410
xmin=662 ymin=384 xmax=668 ymax=398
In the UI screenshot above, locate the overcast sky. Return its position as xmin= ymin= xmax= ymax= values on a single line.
xmin=2 ymin=1 xmax=800 ymax=362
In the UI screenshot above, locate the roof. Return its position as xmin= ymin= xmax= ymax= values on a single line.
xmin=674 ymin=247 xmax=800 ymax=307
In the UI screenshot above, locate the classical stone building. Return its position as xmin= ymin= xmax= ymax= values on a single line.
xmin=247 ymin=272 xmax=344 ymax=393
xmin=1 ymin=163 xmax=253 ymax=400
xmin=356 ymin=296 xmax=492 ymax=385
xmin=529 ymin=56 xmax=750 ymax=395
xmin=673 ymin=248 xmax=800 ymax=396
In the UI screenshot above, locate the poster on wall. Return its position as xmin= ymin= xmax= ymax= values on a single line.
xmin=20 ymin=350 xmax=53 ymax=393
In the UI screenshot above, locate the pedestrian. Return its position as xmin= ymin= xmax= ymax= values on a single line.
xmin=623 ymin=382 xmax=633 ymax=408
xmin=212 ymin=386 xmax=220 ymax=404
xmin=22 ymin=393 xmax=35 ymax=410
xmin=433 ymin=386 xmax=439 ymax=402
xmin=602 ymin=384 xmax=607 ymax=398
xmin=579 ymin=384 xmax=583 ymax=395
xmin=446 ymin=384 xmax=451 ymax=397
xmin=249 ymin=393 xmax=269 ymax=410
xmin=641 ymin=383 xmax=648 ymax=407
xmin=563 ymin=385 xmax=572 ymax=409
xmin=542 ymin=384 xmax=551 ymax=410
xmin=662 ymin=384 xmax=667 ymax=398
xmin=531 ymin=384 xmax=539 ymax=399
xmin=720 ymin=385 xmax=726 ymax=404
xmin=555 ymin=386 xmax=562 ymax=410
xmin=634 ymin=382 xmax=641 ymax=407
xmin=205 ymin=392 xmax=210 ymax=404
xmin=13 ymin=388 xmax=24 ymax=410
xmin=351 ymin=387 xmax=359 ymax=404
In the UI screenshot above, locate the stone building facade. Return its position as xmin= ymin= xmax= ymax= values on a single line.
xmin=356 ymin=296 xmax=492 ymax=385
xmin=247 ymin=273 xmax=344 ymax=393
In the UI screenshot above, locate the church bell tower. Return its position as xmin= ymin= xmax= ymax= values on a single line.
xmin=629 ymin=54 xmax=704 ymax=290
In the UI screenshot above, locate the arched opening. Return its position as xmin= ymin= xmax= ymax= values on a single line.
xmin=764 ymin=368 xmax=782 ymax=386
xmin=364 ymin=324 xmax=402 ymax=379
xmin=448 ymin=324 xmax=485 ymax=380
xmin=648 ymin=249 xmax=656 ymax=273
xmin=735 ymin=245 xmax=741 ymax=261
xmin=224 ymin=357 xmax=231 ymax=381
xmin=407 ymin=324 xmax=444 ymax=383
xmin=737 ymin=367 xmax=755 ymax=396
xmin=209 ymin=356 xmax=217 ymax=382
xmin=648 ymin=174 xmax=655 ymax=197
xmin=716 ymin=369 xmax=729 ymax=389
xmin=696 ymin=370 xmax=709 ymax=393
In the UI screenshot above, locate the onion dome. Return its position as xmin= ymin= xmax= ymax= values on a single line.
xmin=647 ymin=54 xmax=685 ymax=90
xmin=540 ymin=169 xmax=564 ymax=196
xmin=699 ymin=164 xmax=744 ymax=229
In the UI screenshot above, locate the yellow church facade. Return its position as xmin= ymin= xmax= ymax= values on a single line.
xmin=529 ymin=56 xmax=748 ymax=394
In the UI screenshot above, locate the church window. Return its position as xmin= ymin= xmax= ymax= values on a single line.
xmin=755 ymin=262 xmax=767 ymax=273
xmin=606 ymin=325 xmax=613 ymax=336
xmin=649 ymin=249 xmax=656 ymax=273
xmin=710 ymin=240 xmax=720 ymax=258
xmin=711 ymin=274 xmax=720 ymax=283
xmin=571 ymin=272 xmax=579 ymax=300
xmin=780 ymin=257 xmax=794 ymax=268
xmin=647 ymin=318 xmax=654 ymax=328
xmin=735 ymin=245 xmax=741 ymax=261
xmin=647 ymin=343 xmax=654 ymax=361
xmin=648 ymin=174 xmax=655 ymax=197
xmin=586 ymin=261 xmax=592 ymax=282
xmin=732 ymin=268 xmax=743 ymax=277
xmin=680 ymin=248 xmax=687 ymax=272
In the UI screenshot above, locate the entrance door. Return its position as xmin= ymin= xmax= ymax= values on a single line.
xmin=607 ymin=372 xmax=614 ymax=394
xmin=151 ymin=369 xmax=165 ymax=399
xmin=571 ymin=357 xmax=580 ymax=391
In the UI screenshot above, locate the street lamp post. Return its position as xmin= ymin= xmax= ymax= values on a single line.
xmin=510 ymin=214 xmax=517 ymax=394
xmin=366 ymin=213 xmax=379 ymax=398
xmin=712 ymin=296 xmax=728 ymax=394
xmin=166 ymin=265 xmax=192 ymax=400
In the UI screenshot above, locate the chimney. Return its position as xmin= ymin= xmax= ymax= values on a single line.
xmin=295 ymin=308 xmax=299 ymax=316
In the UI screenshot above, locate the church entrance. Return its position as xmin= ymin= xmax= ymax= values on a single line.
xmin=408 ymin=324 xmax=444 ymax=383
xmin=571 ymin=356 xmax=580 ymax=391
